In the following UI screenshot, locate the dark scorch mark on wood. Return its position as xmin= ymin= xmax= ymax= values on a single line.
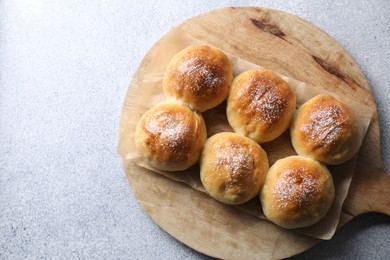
xmin=250 ymin=18 xmax=290 ymax=43
xmin=312 ymin=55 xmax=360 ymax=91
xmin=312 ymin=55 xmax=345 ymax=80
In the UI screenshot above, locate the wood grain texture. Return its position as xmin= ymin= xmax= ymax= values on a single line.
xmin=345 ymin=161 xmax=390 ymax=216
xmin=120 ymin=7 xmax=390 ymax=259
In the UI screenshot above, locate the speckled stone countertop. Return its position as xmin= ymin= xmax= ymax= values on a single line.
xmin=1 ymin=0 xmax=389 ymax=259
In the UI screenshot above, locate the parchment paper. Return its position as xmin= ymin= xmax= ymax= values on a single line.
xmin=117 ymin=27 xmax=374 ymax=240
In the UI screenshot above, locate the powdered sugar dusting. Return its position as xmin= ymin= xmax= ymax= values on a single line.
xmin=144 ymin=109 xmax=193 ymax=162
xmin=238 ymin=75 xmax=289 ymax=126
xmin=175 ymin=55 xmax=226 ymax=98
xmin=301 ymin=102 xmax=349 ymax=150
xmin=213 ymin=142 xmax=254 ymax=193
xmin=252 ymin=85 xmax=288 ymax=124
xmin=272 ymin=167 xmax=320 ymax=209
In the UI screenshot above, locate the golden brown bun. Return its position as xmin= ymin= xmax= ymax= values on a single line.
xmin=200 ymin=132 xmax=269 ymax=204
xmin=227 ymin=69 xmax=296 ymax=143
xmin=163 ymin=45 xmax=233 ymax=112
xmin=290 ymin=94 xmax=363 ymax=165
xmin=135 ymin=101 xmax=207 ymax=171
xmin=260 ymin=156 xmax=335 ymax=229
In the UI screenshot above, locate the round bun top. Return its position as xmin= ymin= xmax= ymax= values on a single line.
xmin=135 ymin=100 xmax=207 ymax=171
xmin=163 ymin=45 xmax=233 ymax=112
xmin=200 ymin=132 xmax=269 ymax=205
xmin=260 ymin=155 xmax=335 ymax=229
xmin=290 ymin=94 xmax=362 ymax=165
xmin=227 ymin=69 xmax=296 ymax=143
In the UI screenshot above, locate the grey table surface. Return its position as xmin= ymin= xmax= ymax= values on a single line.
xmin=1 ymin=0 xmax=389 ymax=259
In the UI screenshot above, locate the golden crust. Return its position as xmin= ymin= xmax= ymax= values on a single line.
xmin=135 ymin=101 xmax=207 ymax=171
xmin=290 ymin=94 xmax=363 ymax=165
xmin=200 ymin=132 xmax=269 ymax=205
xmin=163 ymin=45 xmax=233 ymax=112
xmin=227 ymin=69 xmax=296 ymax=143
xmin=260 ymin=156 xmax=335 ymax=229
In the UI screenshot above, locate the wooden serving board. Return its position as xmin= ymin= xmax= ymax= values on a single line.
xmin=120 ymin=7 xmax=390 ymax=259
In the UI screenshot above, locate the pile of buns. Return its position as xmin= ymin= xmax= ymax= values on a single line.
xmin=135 ymin=45 xmax=363 ymax=229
